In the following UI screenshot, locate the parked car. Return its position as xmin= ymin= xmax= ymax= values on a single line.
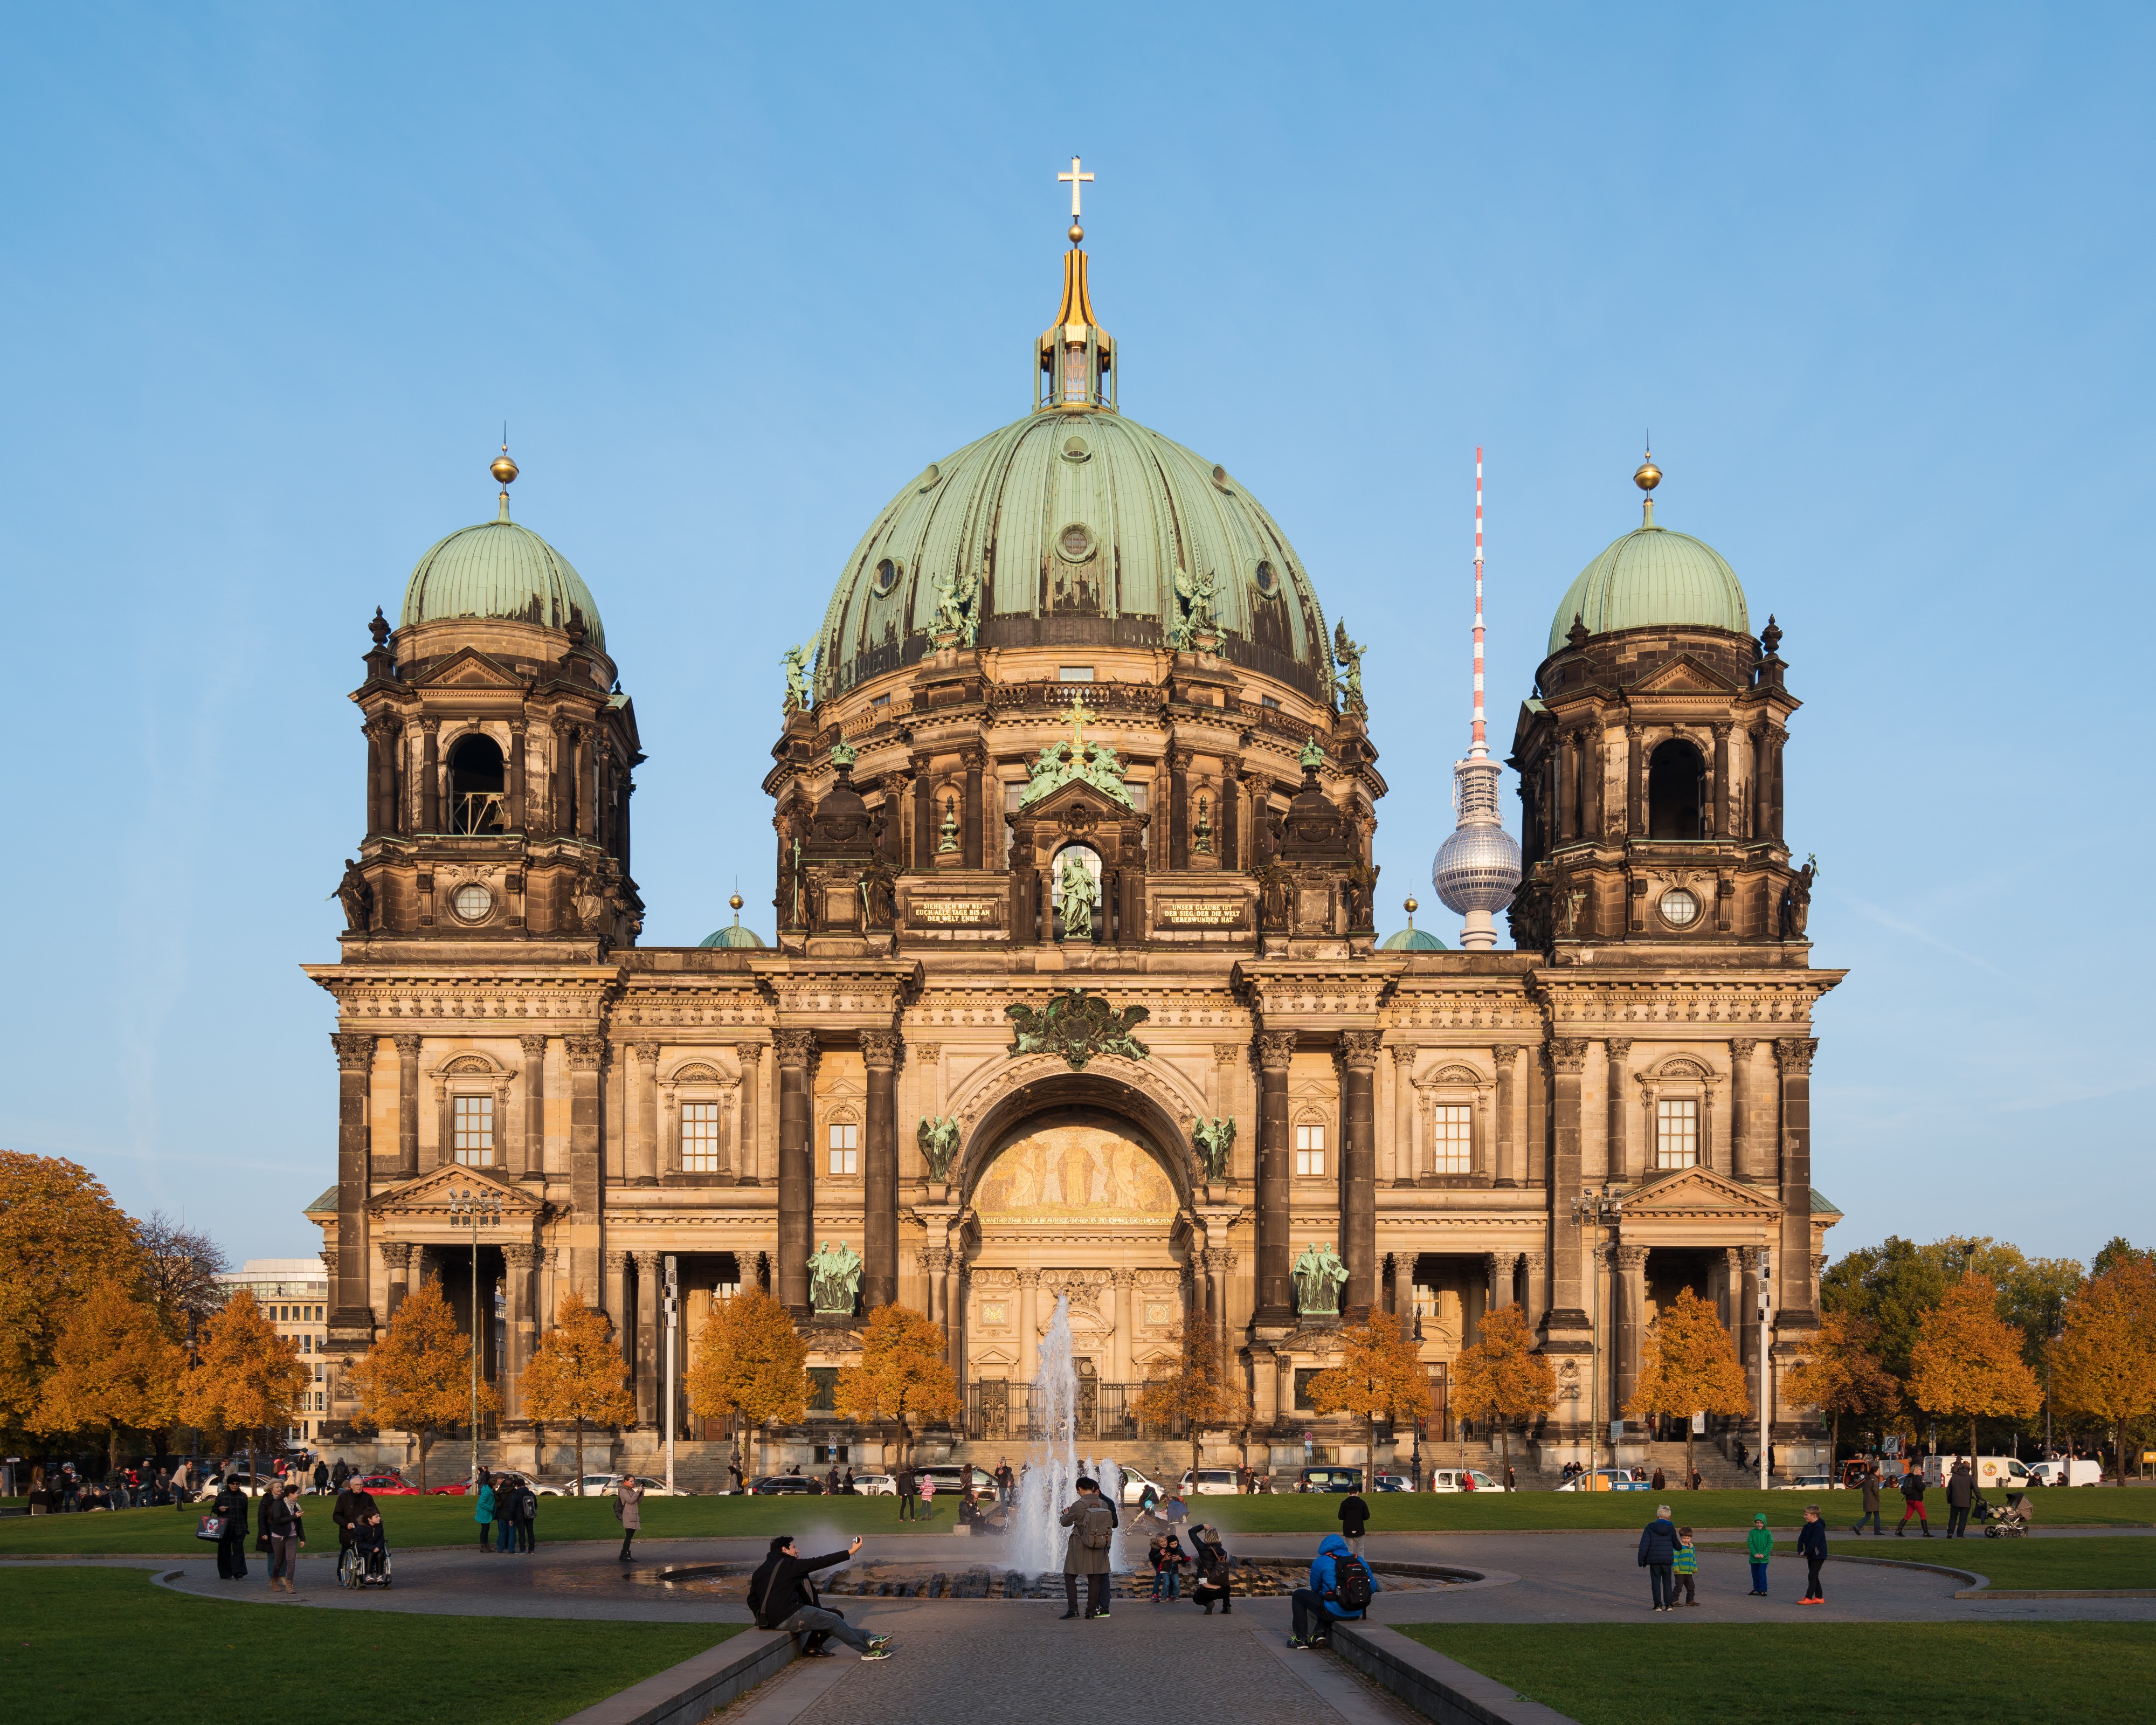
xmin=569 ymin=1474 xmax=692 ymax=1497
xmin=2026 ymin=1458 xmax=2102 ymax=1488
xmin=916 ymin=1464 xmax=998 ymax=1496
xmin=1371 ymin=1472 xmax=1418 ymax=1492
xmin=1178 ymin=1468 xmax=1241 ymax=1496
xmin=1777 ymin=1472 xmax=1842 ymax=1491
xmin=848 ymin=1473 xmax=897 ymax=1496
xmin=428 ymin=1468 xmax=564 ymax=1498
xmin=1296 ymin=1466 xmax=1363 ymax=1493
xmin=351 ymin=1472 xmax=422 ymax=1496
xmin=1118 ymin=1467 xmax=1167 ymax=1506
xmin=1427 ymin=1468 xmax=1504 ymax=1493
xmin=751 ymin=1475 xmax=824 ymax=1495
xmin=1557 ymin=1468 xmax=1649 ymax=1493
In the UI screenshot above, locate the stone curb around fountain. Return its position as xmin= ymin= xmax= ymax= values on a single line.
xmin=552 ymin=1628 xmax=796 ymax=1725
xmin=1326 ymin=1621 xmax=1584 ymax=1725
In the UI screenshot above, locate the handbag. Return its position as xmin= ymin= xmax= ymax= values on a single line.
xmin=196 ymin=1514 xmax=226 ymax=1541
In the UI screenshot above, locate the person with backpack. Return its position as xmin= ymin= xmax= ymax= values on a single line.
xmin=1337 ymin=1486 xmax=1371 ymax=1556
xmin=749 ymin=1534 xmax=892 ymax=1660
xmin=1059 ymin=1475 xmax=1117 ymax=1620
xmin=1287 ymin=1534 xmax=1376 ymax=1648
xmin=1188 ymin=1523 xmax=1234 ymax=1615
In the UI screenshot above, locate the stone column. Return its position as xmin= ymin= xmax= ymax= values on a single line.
xmin=1614 ymin=1244 xmax=1649 ymax=1425
xmin=579 ymin=727 xmax=600 ymax=840
xmin=379 ymin=1240 xmax=414 ymax=1322
xmin=1545 ymin=1040 xmax=1591 ymax=1330
xmin=911 ymin=752 xmax=934 ymax=866
xmin=944 ymin=1243 xmax=965 ymax=1376
xmin=1276 ymin=1350 xmax=1296 ymax=1426
xmin=632 ymin=1250 xmax=660 ymax=1426
xmin=923 ymin=1247 xmax=949 ymax=1329
xmin=1525 ymin=1044 xmax=1549 ymax=1188
xmin=363 ymin=718 xmax=382 ymax=838
xmin=419 ymin=718 xmax=440 ymax=832
xmin=735 ymin=1043 xmax=764 ymax=1185
xmin=1739 ymin=1245 xmax=1764 ymax=1369
xmin=1389 ymin=1045 xmax=1416 ymax=1186
xmin=1168 ymin=748 xmax=1192 ymax=870
xmin=1341 ymin=1032 xmax=1380 ymax=1319
xmin=565 ymin=1036 xmax=605 ymax=1214
xmin=504 ymin=1241 xmax=538 ymax=1419
xmin=519 ymin=1035 xmax=547 ymax=1182
xmin=962 ymin=746 xmax=985 ymax=870
xmin=1770 ymin=732 xmax=1787 ymax=841
xmin=628 ymin=1043 xmax=659 ymax=1184
xmin=1487 ymin=1250 xmax=1517 ymax=1311
xmin=1255 ymin=1031 xmax=1297 ymax=1325
xmin=1016 ymin=1267 xmax=1041 ymax=1379
xmin=1774 ymin=1039 xmax=1817 ymax=1322
xmin=1110 ymin=1268 xmax=1134 ymax=1383
xmin=1721 ymin=1247 xmax=1745 ymax=1335
xmin=1584 ymin=725 xmax=1605 ymax=838
xmin=1494 ymin=1047 xmax=1517 ymax=1187
xmin=861 ymin=1030 xmax=899 ymax=1309
xmin=1556 ymin=730 xmax=1577 ymax=844
xmin=1727 ymin=1039 xmax=1758 ymax=1180
xmin=332 ymin=1033 xmax=374 ymax=1322
xmin=1522 ymin=1250 xmax=1547 ymax=1334
xmin=775 ymin=1031 xmax=816 ymax=1316
xmin=1712 ymin=722 xmax=1732 ymax=839
xmin=1624 ymin=723 xmax=1643 ymax=838
xmin=604 ymin=1250 xmax=631 ymax=1381
xmin=1605 ymin=1039 xmax=1633 ymax=1183
xmin=1221 ymin=754 xmax=1242 ymax=869
xmin=390 ymin=1034 xmax=421 ymax=1180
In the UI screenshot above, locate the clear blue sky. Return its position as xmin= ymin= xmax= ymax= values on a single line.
xmin=2 ymin=4 xmax=2148 ymax=1267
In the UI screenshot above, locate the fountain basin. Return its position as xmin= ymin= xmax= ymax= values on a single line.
xmin=652 ymin=1558 xmax=1481 ymax=1602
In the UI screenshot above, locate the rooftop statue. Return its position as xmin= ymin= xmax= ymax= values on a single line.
xmin=780 ymin=644 xmax=814 ymax=715
xmin=1333 ymin=620 xmax=1367 ymax=721
xmin=1019 ymin=700 xmax=1134 ymax=809
xmin=931 ymin=563 xmax=981 ymax=646
xmin=1167 ymin=560 xmax=1219 ymax=650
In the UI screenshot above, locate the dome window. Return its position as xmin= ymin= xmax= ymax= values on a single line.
xmin=1056 ymin=523 xmax=1095 ymax=563
xmin=1647 ymin=739 xmax=1707 ymax=839
xmin=1211 ymin=464 xmax=1232 ymax=492
xmin=1253 ymin=560 xmax=1279 ymax=596
xmin=874 ymin=557 xmax=903 ymax=595
xmin=1061 ymin=434 xmax=1090 ymax=463
xmin=1657 ymin=887 xmax=1701 ymax=930
xmin=447 ymin=733 xmax=508 ymax=835
xmin=451 ymin=882 xmax=495 ymax=923
xmin=917 ymin=463 xmax=941 ymax=491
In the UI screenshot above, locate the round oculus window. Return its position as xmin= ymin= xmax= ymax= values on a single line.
xmin=873 ymin=557 xmax=901 ymax=594
xmin=1061 ymin=433 xmax=1090 ymax=462
xmin=1658 ymin=887 xmax=1701 ymax=928
xmin=1254 ymin=559 xmax=1279 ymax=595
xmin=1056 ymin=523 xmax=1094 ymax=561
xmin=917 ymin=462 xmax=941 ymax=491
xmin=451 ymin=883 xmax=494 ymax=923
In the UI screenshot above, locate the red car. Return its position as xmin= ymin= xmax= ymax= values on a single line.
xmin=353 ymin=1472 xmax=420 ymax=1495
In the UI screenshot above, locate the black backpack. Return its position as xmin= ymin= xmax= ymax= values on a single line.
xmin=1334 ymin=1554 xmax=1373 ymax=1611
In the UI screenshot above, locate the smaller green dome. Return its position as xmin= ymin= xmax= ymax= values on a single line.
xmin=1380 ymin=926 xmax=1447 ymax=951
xmin=402 ymin=518 xmax=604 ymax=648
xmin=699 ymin=920 xmax=763 ymax=949
xmin=1546 ymin=525 xmax=1747 ymax=657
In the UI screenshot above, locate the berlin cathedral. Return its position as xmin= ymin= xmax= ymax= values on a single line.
xmin=308 ymin=176 xmax=1842 ymax=1482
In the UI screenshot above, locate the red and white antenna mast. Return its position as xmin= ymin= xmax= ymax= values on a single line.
xmin=1470 ymin=445 xmax=1487 ymax=760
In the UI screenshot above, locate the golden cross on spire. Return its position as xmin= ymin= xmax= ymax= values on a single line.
xmin=1065 ymin=694 xmax=1093 ymax=755
xmin=1059 ymin=155 xmax=1094 ymax=220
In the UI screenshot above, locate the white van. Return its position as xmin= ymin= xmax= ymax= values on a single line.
xmin=2027 ymin=1458 xmax=2103 ymax=1487
xmin=1922 ymin=1455 xmax=2034 ymax=1494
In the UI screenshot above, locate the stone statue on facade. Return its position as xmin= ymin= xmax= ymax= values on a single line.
xmin=1191 ymin=1115 xmax=1236 ymax=1182
xmin=1332 ymin=620 xmax=1367 ymax=720
xmin=917 ymin=1115 xmax=961 ymax=1181
xmin=1292 ymin=1241 xmax=1349 ymax=1317
xmin=808 ymin=1239 xmax=863 ymax=1316
xmin=1778 ymin=854 xmax=1817 ymax=940
xmin=1056 ymin=850 xmax=1099 ymax=941
xmin=931 ymin=564 xmax=980 ymax=645
xmin=1168 ymin=561 xmax=1218 ymax=651
xmin=1192 ymin=795 xmax=1213 ymax=854
xmin=332 ymin=858 xmax=373 ymax=933
xmin=780 ymin=644 xmax=814 ymax=715
xmin=1005 ymin=988 xmax=1151 ymax=1068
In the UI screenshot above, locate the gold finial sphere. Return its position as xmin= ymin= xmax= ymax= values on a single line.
xmin=1068 ymin=221 xmax=1084 ymax=245
xmin=1633 ymin=454 xmax=1661 ymax=493
xmin=1404 ymin=896 xmax=1419 ymax=915
xmin=491 ymin=452 xmax=520 ymax=487
xmin=729 ymin=892 xmax=744 ymax=913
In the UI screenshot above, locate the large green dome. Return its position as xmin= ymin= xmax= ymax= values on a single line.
xmin=1545 ymin=525 xmax=1748 ymax=658
xmin=400 ymin=518 xmax=605 ymax=649
xmin=816 ymin=408 xmax=1332 ymax=701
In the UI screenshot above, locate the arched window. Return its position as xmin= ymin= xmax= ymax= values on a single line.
xmin=1647 ymin=739 xmax=1706 ymax=840
xmin=448 ymin=733 xmax=508 ymax=835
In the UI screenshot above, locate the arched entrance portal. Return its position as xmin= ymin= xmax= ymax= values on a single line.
xmin=961 ymin=1106 xmax=1192 ymax=1444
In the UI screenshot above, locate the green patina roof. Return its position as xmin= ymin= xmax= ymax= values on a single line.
xmin=1546 ymin=524 xmax=1749 ymax=657
xmin=304 ymin=1186 xmax=338 ymax=1215
xmin=1379 ymin=926 xmax=1447 ymax=951
xmin=400 ymin=518 xmax=605 ymax=648
xmin=818 ymin=409 xmax=1329 ymax=698
xmin=699 ymin=921 xmax=764 ymax=949
xmin=1809 ymin=1188 xmax=1843 ymax=1216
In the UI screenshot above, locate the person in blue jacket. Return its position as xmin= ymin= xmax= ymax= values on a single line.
xmin=1637 ymin=1504 xmax=1679 ymax=1611
xmin=1796 ymin=1504 xmax=1828 ymax=1603
xmin=1287 ymin=1534 xmax=1379 ymax=1648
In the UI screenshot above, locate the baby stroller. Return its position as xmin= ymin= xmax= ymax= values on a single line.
xmin=338 ymin=1518 xmax=395 ymax=1587
xmin=1975 ymin=1491 xmax=2033 ymax=1538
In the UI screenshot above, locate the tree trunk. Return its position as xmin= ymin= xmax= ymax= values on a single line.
xmin=1684 ymin=1419 xmax=1695 ymax=1487
xmin=109 ymin=1420 xmax=122 ymax=1480
xmin=574 ymin=1417 xmax=586 ymax=1494
xmin=417 ymin=1430 xmax=431 ymax=1492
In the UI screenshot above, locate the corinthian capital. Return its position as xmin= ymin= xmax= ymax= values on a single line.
xmin=1256 ymin=1031 xmax=1298 ymax=1072
xmin=773 ymin=1030 xmax=817 ymax=1067
xmin=563 ymin=1035 xmax=608 ymax=1071
xmin=1339 ymin=1031 xmax=1383 ymax=1071
xmin=1774 ymin=1037 xmax=1818 ymax=1075
xmin=332 ymin=1033 xmax=376 ymax=1072
xmin=1547 ymin=1038 xmax=1591 ymax=1073
xmin=860 ymin=1030 xmax=901 ymax=1068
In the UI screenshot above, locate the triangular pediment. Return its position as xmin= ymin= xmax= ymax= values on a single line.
xmin=1022 ymin=775 xmax=1143 ymax=824
xmin=367 ymin=1164 xmax=545 ymax=1218
xmin=1632 ymin=654 xmax=1740 ymax=696
xmin=1623 ymin=1166 xmax=1780 ymax=1214
xmin=409 ymin=646 xmax=526 ymax=690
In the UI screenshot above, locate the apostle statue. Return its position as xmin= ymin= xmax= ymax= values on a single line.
xmin=1056 ymin=850 xmax=1099 ymax=942
xmin=331 ymin=859 xmax=373 ymax=933
xmin=1291 ymin=1241 xmax=1349 ymax=1317
xmin=808 ymin=1240 xmax=863 ymax=1316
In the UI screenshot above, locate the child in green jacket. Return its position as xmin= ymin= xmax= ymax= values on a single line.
xmin=1746 ymin=1513 xmax=1773 ymax=1596
xmin=1673 ymin=1527 xmax=1698 ymax=1606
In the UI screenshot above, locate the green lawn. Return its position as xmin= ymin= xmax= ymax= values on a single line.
xmin=1 ymin=1566 xmax=738 ymax=1725
xmin=1392 ymin=1624 xmax=2156 ymax=1725
xmin=1697 ymin=1534 xmax=2156 ymax=1591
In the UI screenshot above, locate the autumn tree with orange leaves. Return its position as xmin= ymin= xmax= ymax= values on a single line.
xmin=34 ymin=1278 xmax=188 ymax=1472
xmin=348 ymin=1275 xmax=496 ymax=1489
xmin=1307 ymin=1316 xmax=1434 ymax=1472
xmin=1625 ymin=1287 xmax=1751 ymax=1485
xmin=523 ymin=1288 xmax=634 ymax=1492
xmin=179 ymin=1288 xmax=314 ymax=1484
xmin=687 ymin=1288 xmax=807 ymax=1479
xmin=1782 ymin=1309 xmax=1901 ymax=1461
xmin=2049 ymin=1258 xmax=2156 ymax=1486
xmin=1452 ymin=1305 xmax=1556 ymax=1484
xmin=1910 ymin=1274 xmax=2041 ymax=1463
xmin=1134 ymin=1322 xmax=1253 ymax=1479
xmin=0 ymin=1152 xmax=147 ymax=1433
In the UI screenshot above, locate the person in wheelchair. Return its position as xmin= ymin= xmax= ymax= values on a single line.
xmin=333 ymin=1477 xmax=389 ymax=1581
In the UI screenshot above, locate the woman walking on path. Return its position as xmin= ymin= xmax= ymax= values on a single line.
xmin=1746 ymin=1513 xmax=1773 ymax=1596
xmin=266 ymin=1483 xmax=303 ymax=1592
xmin=615 ymin=1476 xmax=644 ymax=1563
xmin=1797 ymin=1505 xmax=1828 ymax=1603
xmin=212 ymin=1476 xmax=251 ymax=1580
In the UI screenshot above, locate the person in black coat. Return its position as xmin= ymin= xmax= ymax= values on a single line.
xmin=1337 ymin=1490 xmax=1371 ymax=1557
xmin=1188 ymin=1524 xmax=1234 ymax=1614
xmin=1797 ymin=1505 xmax=1828 ymax=1601
xmin=749 ymin=1535 xmax=889 ymax=1658
xmin=211 ymin=1478 xmax=251 ymax=1581
xmin=1636 ymin=1505 xmax=1678 ymax=1612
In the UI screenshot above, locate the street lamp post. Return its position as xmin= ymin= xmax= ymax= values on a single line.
xmin=1571 ymin=1185 xmax=1623 ymax=1486
xmin=1758 ymin=1250 xmax=1773 ymax=1492
xmin=663 ymin=1256 xmax=679 ymax=1494
xmin=449 ymin=1187 xmax=502 ymax=1479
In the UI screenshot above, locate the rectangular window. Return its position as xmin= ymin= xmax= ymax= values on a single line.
xmin=1058 ymin=665 xmax=1095 ymax=682
xmin=1431 ymin=1104 xmax=1472 ymax=1175
xmin=826 ymin=1121 xmax=859 ymax=1177
xmin=1294 ymin=1368 xmax=1324 ymax=1412
xmin=1295 ymin=1123 xmax=1326 ymax=1178
xmin=682 ymin=1101 xmax=721 ymax=1172
xmin=1656 ymin=1098 xmax=1699 ymax=1169
xmin=453 ymin=1094 xmax=495 ymax=1165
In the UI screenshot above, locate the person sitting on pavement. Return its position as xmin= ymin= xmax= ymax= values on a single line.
xmin=1288 ymin=1533 xmax=1376 ymax=1648
xmin=1188 ymin=1523 xmax=1234 ymax=1615
xmin=750 ymin=1534 xmax=892 ymax=1660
